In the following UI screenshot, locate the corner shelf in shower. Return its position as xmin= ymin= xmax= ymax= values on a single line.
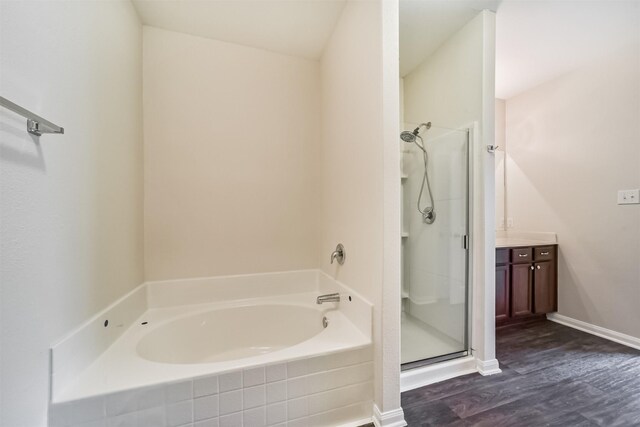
xmin=401 ymin=231 xmax=409 ymax=238
xmin=401 ymin=174 xmax=408 ymax=181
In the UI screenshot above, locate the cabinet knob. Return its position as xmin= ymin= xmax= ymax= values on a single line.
xmin=540 ymin=251 xmax=549 ymax=256
xmin=536 ymin=265 xmax=541 ymax=270
xmin=519 ymin=254 xmax=528 ymax=258
xmin=530 ymin=266 xmax=534 ymax=270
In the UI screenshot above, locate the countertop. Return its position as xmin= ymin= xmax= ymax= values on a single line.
xmin=495 ymin=231 xmax=557 ymax=248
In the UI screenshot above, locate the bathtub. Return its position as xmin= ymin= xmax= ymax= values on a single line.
xmin=49 ymin=270 xmax=373 ymax=427
xmin=138 ymin=303 xmax=327 ymax=365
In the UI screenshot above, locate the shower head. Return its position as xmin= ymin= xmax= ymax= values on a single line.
xmin=400 ymin=131 xmax=417 ymax=143
xmin=400 ymin=122 xmax=431 ymax=144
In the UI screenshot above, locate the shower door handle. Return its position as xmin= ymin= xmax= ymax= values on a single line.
xmin=462 ymin=235 xmax=469 ymax=250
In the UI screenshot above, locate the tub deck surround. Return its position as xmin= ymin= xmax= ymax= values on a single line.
xmin=49 ymin=270 xmax=373 ymax=426
xmin=50 ymin=284 xmax=148 ymax=402
xmin=146 ymin=269 xmax=320 ymax=308
xmin=56 ymin=292 xmax=370 ymax=402
xmin=49 ymin=345 xmax=374 ymax=427
xmin=495 ymin=230 xmax=557 ymax=248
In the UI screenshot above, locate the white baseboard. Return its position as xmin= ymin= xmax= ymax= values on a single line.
xmin=476 ymin=358 xmax=501 ymax=376
xmin=400 ymin=356 xmax=477 ymax=392
xmin=547 ymin=313 xmax=640 ymax=351
xmin=372 ymin=404 xmax=407 ymax=427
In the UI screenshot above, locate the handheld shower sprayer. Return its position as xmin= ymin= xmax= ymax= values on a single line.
xmin=400 ymin=122 xmax=431 ymax=146
xmin=400 ymin=122 xmax=435 ymax=224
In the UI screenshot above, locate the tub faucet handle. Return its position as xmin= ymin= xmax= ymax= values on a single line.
xmin=330 ymin=243 xmax=345 ymax=265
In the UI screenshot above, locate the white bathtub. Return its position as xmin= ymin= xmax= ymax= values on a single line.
xmin=49 ymin=270 xmax=373 ymax=427
xmin=138 ymin=304 xmax=325 ymax=364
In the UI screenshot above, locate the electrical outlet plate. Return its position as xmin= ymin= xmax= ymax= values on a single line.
xmin=617 ymin=189 xmax=640 ymax=205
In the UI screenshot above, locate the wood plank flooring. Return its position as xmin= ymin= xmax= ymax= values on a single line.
xmin=400 ymin=320 xmax=640 ymax=426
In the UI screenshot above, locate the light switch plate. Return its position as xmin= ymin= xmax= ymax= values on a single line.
xmin=617 ymin=189 xmax=640 ymax=205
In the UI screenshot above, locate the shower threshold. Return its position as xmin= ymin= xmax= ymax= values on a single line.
xmin=401 ymin=350 xmax=468 ymax=371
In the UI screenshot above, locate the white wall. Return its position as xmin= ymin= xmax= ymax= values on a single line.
xmin=402 ymin=12 xmax=494 ymax=349
xmin=505 ymin=44 xmax=640 ymax=339
xmin=143 ymin=27 xmax=321 ymax=280
xmin=320 ymin=0 xmax=383 ymax=304
xmin=0 ymin=1 xmax=143 ymax=425
xmin=320 ymin=0 xmax=404 ymax=417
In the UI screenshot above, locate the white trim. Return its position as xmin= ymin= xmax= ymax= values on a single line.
xmin=400 ymin=356 xmax=477 ymax=392
xmin=381 ymin=0 xmax=403 ymax=416
xmin=547 ymin=313 xmax=640 ymax=351
xmin=372 ymin=403 xmax=407 ymax=427
xmin=476 ymin=358 xmax=501 ymax=376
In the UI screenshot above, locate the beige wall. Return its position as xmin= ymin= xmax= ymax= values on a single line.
xmin=505 ymin=44 xmax=640 ymax=338
xmin=320 ymin=0 xmax=390 ymax=411
xmin=403 ymin=13 xmax=484 ymax=129
xmin=143 ymin=27 xmax=321 ymax=280
xmin=0 ymin=1 xmax=143 ymax=424
xmin=495 ymin=98 xmax=506 ymax=229
xmin=319 ymin=1 xmax=383 ymax=305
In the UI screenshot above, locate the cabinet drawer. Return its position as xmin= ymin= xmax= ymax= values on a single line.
xmin=534 ymin=246 xmax=555 ymax=261
xmin=496 ymin=248 xmax=509 ymax=265
xmin=511 ymin=247 xmax=532 ymax=263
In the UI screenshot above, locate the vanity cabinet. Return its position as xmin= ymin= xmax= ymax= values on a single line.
xmin=495 ymin=245 xmax=557 ymax=325
xmin=511 ymin=262 xmax=533 ymax=317
xmin=495 ymin=264 xmax=510 ymax=321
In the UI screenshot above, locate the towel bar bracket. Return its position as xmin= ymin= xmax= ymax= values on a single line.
xmin=1 ymin=96 xmax=65 ymax=136
xmin=26 ymin=118 xmax=64 ymax=136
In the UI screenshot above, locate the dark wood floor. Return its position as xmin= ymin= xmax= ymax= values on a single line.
xmin=401 ymin=320 xmax=640 ymax=426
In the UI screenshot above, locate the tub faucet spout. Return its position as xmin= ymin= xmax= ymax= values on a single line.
xmin=317 ymin=293 xmax=340 ymax=304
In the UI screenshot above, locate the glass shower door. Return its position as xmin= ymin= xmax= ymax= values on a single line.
xmin=401 ymin=124 xmax=469 ymax=367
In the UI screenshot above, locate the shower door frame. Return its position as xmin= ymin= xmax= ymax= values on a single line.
xmin=401 ymin=124 xmax=473 ymax=371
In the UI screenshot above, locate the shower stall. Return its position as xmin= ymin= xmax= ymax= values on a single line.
xmin=401 ymin=122 xmax=471 ymax=368
xmin=397 ymin=0 xmax=499 ymax=387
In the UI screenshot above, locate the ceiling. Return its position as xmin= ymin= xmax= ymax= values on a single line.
xmin=399 ymin=0 xmax=501 ymax=77
xmin=131 ymin=0 xmax=346 ymax=60
xmin=132 ymin=0 xmax=639 ymax=98
xmin=496 ymin=0 xmax=640 ymax=99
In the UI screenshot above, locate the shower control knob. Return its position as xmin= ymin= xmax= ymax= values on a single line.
xmin=330 ymin=244 xmax=345 ymax=265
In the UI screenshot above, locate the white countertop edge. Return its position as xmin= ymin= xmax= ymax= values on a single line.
xmin=495 ymin=231 xmax=557 ymax=248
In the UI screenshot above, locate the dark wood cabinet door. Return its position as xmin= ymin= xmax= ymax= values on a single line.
xmin=534 ymin=261 xmax=556 ymax=313
xmin=511 ymin=263 xmax=533 ymax=317
xmin=496 ymin=265 xmax=510 ymax=321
